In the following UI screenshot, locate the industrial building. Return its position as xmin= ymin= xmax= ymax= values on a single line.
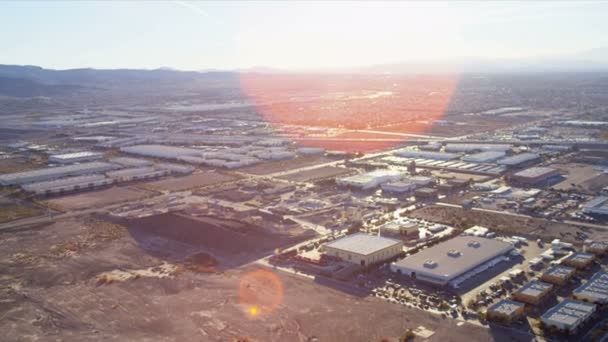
xmin=155 ymin=163 xmax=195 ymax=175
xmin=541 ymin=299 xmax=596 ymax=333
xmin=583 ymin=240 xmax=608 ymax=255
xmin=379 ymin=221 xmax=418 ymax=240
xmin=486 ymin=299 xmax=525 ymax=323
xmin=390 ymin=236 xmax=514 ymax=286
xmin=562 ymin=252 xmax=595 ymax=269
xmin=380 ymin=176 xmax=435 ymax=193
xmin=336 ymin=170 xmax=404 ymax=190
xmin=512 ymin=280 xmax=553 ymax=305
xmin=395 ymin=150 xmax=460 ymax=161
xmin=444 ymin=143 xmax=512 ymax=153
xmin=497 ymin=153 xmax=541 ymax=167
xmin=511 ymin=167 xmax=560 ymax=186
xmin=109 ymin=157 xmax=153 ymax=167
xmin=106 ymin=167 xmax=169 ymax=182
xmin=582 ymin=196 xmax=608 ymax=216
xmin=21 ymin=174 xmax=113 ymax=195
xmin=0 ymin=162 xmax=119 ymax=186
xmin=540 ymin=265 xmax=576 ymax=285
xmin=120 ymin=144 xmax=203 ymax=159
xmin=462 ymin=151 xmax=506 ymax=163
xmin=48 ymin=151 xmax=104 ymax=164
xmin=414 ymin=187 xmax=438 ymax=199
xmin=296 ymin=147 xmax=325 ymax=155
xmin=572 ymin=271 xmax=608 ymax=304
xmin=322 ymin=233 xmax=403 ymax=266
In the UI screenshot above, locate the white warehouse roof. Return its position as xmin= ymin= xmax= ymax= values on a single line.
xmin=0 ymin=162 xmax=118 ymax=186
xmin=324 ymin=233 xmax=402 ymax=256
xmin=120 ymin=144 xmax=203 ymax=159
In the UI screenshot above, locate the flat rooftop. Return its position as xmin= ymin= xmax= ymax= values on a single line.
xmin=515 ymin=280 xmax=553 ymax=297
xmin=574 ymin=271 xmax=608 ymax=303
xmin=543 ymin=265 xmax=576 ymax=279
xmin=565 ymin=252 xmax=595 ymax=264
xmin=324 ymin=233 xmax=401 ymax=256
xmin=513 ymin=167 xmax=558 ymax=179
xmin=488 ymin=299 xmax=524 ymax=315
xmin=391 ymin=236 xmax=513 ymax=281
xmin=542 ymin=299 xmax=595 ymax=327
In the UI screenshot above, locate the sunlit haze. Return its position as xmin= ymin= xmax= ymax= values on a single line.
xmin=2 ymin=1 xmax=608 ymax=70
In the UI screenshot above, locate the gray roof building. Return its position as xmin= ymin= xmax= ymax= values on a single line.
xmin=573 ymin=271 xmax=608 ymax=304
xmin=390 ymin=236 xmax=513 ymax=286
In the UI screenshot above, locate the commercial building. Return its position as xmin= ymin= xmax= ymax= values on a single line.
xmin=21 ymin=174 xmax=113 ymax=195
xmin=336 ymin=170 xmax=404 ymax=190
xmin=541 ymin=299 xmax=596 ymax=333
xmin=487 ymin=299 xmax=525 ymax=323
xmin=511 ymin=167 xmax=560 ymax=186
xmin=322 ymin=233 xmax=403 ymax=267
xmin=541 ymin=265 xmax=576 ymax=286
xmin=497 ymin=153 xmax=541 ymax=167
xmin=512 ymin=280 xmax=553 ymax=305
xmin=572 ymin=271 xmax=608 ymax=304
xmin=414 ymin=187 xmax=438 ymax=198
xmin=390 ymin=236 xmax=514 ymax=286
xmin=48 ymin=151 xmax=104 ymax=164
xmin=106 ymin=167 xmax=169 ymax=182
xmin=462 ymin=151 xmax=506 ymax=163
xmin=395 ymin=150 xmax=460 ymax=161
xmin=562 ymin=252 xmax=595 ymax=269
xmin=296 ymin=147 xmax=325 ymax=155
xmin=0 ymin=162 xmax=119 ymax=186
xmin=582 ymin=196 xmax=608 ymax=216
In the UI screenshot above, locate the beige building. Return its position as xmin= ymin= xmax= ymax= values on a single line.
xmin=323 ymin=233 xmax=403 ymax=267
xmin=512 ymin=280 xmax=553 ymax=305
xmin=487 ymin=299 xmax=525 ymax=324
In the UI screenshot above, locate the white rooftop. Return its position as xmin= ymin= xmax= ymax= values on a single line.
xmin=324 ymin=233 xmax=401 ymax=256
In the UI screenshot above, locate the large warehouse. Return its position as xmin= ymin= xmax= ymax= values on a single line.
xmin=497 ymin=153 xmax=540 ymax=167
xmin=0 ymin=162 xmax=119 ymax=186
xmin=462 ymin=151 xmax=506 ymax=163
xmin=336 ymin=169 xmax=404 ymax=190
xmin=510 ymin=167 xmax=560 ymax=185
xmin=322 ymin=233 xmax=403 ymax=266
xmin=48 ymin=151 xmax=104 ymax=164
xmin=390 ymin=236 xmax=514 ymax=286
xmin=394 ymin=150 xmax=460 ymax=161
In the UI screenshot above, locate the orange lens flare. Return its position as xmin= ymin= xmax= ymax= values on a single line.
xmin=239 ymin=73 xmax=459 ymax=153
xmin=239 ymin=269 xmax=284 ymax=319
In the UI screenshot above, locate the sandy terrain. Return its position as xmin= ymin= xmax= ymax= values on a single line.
xmin=44 ymin=186 xmax=153 ymax=211
xmin=0 ymin=215 xmax=527 ymax=342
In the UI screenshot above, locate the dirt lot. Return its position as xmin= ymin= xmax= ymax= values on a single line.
xmin=0 ymin=204 xmax=41 ymax=223
xmin=278 ymin=166 xmax=353 ymax=182
xmin=0 ymin=215 xmax=526 ymax=342
xmin=123 ymin=212 xmax=314 ymax=268
xmin=410 ymin=205 xmax=608 ymax=244
xmin=139 ymin=172 xmax=239 ymax=192
xmin=44 ymin=186 xmax=153 ymax=211
xmin=551 ymin=163 xmax=606 ymax=193
xmin=239 ymin=155 xmax=333 ymax=175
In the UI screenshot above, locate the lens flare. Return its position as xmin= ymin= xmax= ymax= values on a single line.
xmin=239 ymin=73 xmax=459 ymax=153
xmin=239 ymin=269 xmax=284 ymax=319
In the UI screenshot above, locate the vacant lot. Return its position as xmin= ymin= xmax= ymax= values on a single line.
xmin=411 ymin=205 xmax=608 ymax=244
xmin=0 ymin=204 xmax=41 ymax=223
xmin=44 ymin=186 xmax=153 ymax=211
xmin=0 ymin=215 xmax=524 ymax=342
xmin=551 ymin=163 xmax=605 ymax=193
xmin=240 ymin=155 xmax=333 ymax=175
xmin=124 ymin=213 xmax=314 ymax=268
xmin=139 ymin=172 xmax=239 ymax=192
xmin=278 ymin=166 xmax=353 ymax=182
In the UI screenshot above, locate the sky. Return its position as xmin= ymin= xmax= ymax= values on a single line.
xmin=1 ymin=1 xmax=607 ymax=70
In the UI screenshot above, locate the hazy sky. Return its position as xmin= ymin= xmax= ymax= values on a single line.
xmin=1 ymin=1 xmax=607 ymax=70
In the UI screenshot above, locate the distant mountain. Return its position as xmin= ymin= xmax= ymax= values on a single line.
xmin=0 ymin=75 xmax=84 ymax=98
